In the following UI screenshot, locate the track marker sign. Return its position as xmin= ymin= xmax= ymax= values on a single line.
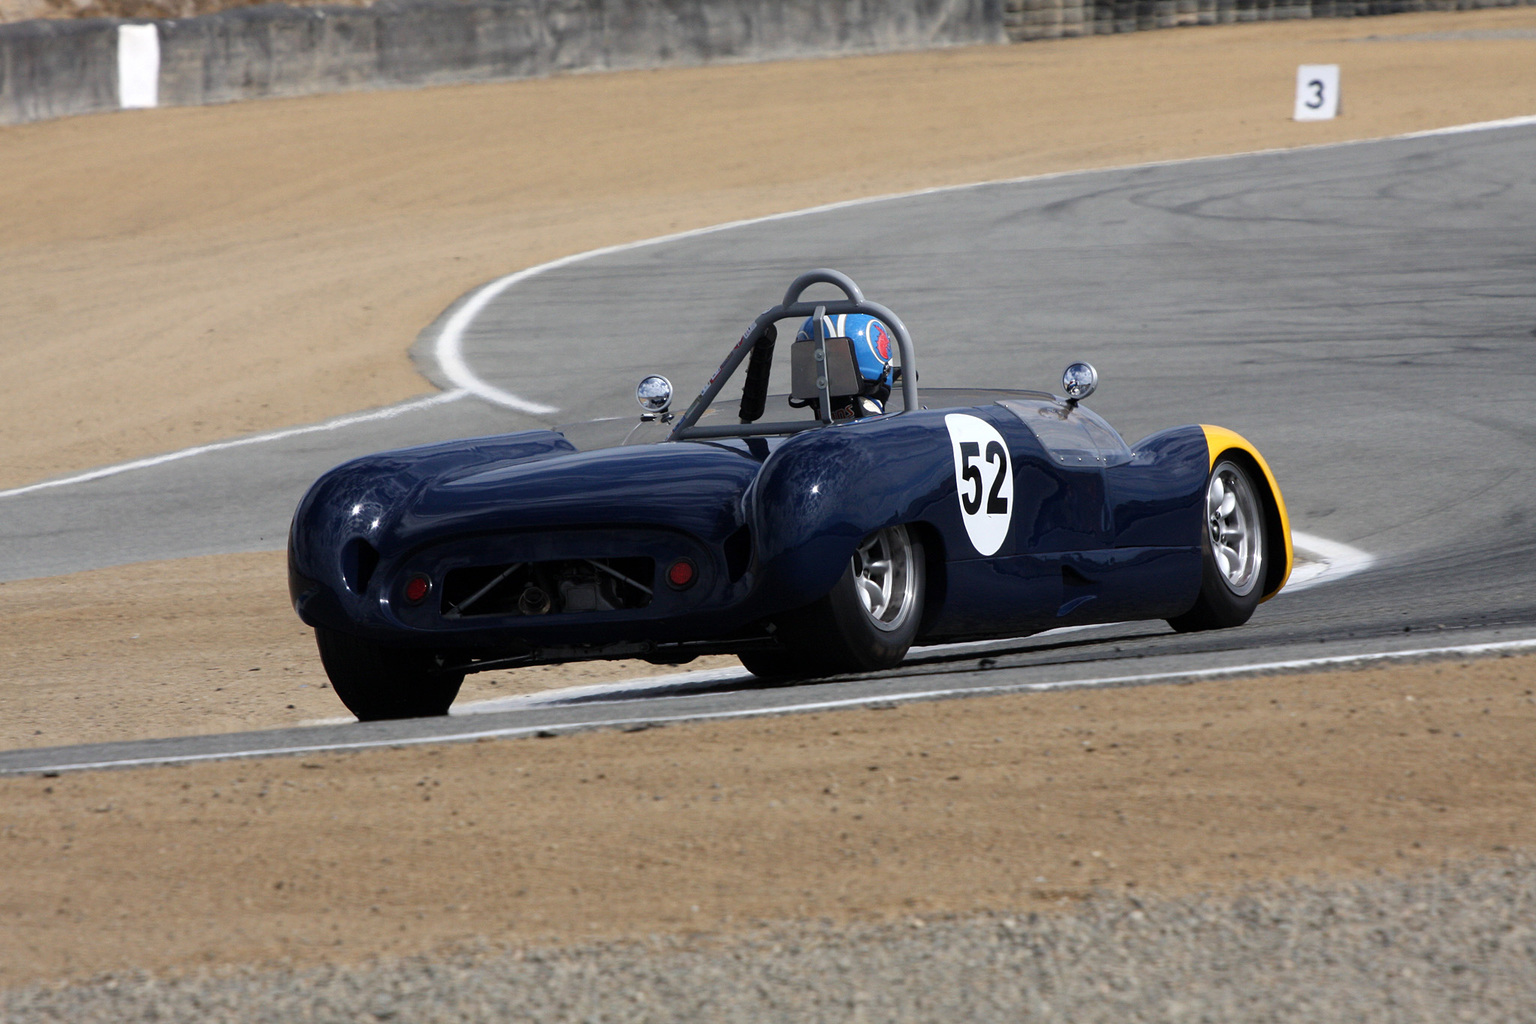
xmin=117 ymin=24 xmax=160 ymax=110
xmin=1294 ymin=65 xmax=1340 ymax=122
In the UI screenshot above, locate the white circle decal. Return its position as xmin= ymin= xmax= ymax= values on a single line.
xmin=945 ymin=413 xmax=1014 ymax=557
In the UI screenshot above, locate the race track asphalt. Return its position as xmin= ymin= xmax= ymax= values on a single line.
xmin=3 ymin=124 xmax=1533 ymax=772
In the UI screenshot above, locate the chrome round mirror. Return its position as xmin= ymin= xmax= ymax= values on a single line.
xmin=636 ymin=374 xmax=673 ymax=414
xmin=1062 ymin=362 xmax=1098 ymax=403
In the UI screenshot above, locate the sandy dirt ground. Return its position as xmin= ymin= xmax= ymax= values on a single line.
xmin=2 ymin=10 xmax=1535 ymax=987
xmin=3 ymin=655 xmax=1534 ymax=986
xmin=0 ymin=552 xmax=743 ymax=751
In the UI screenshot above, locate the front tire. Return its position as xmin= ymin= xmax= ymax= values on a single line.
xmin=1168 ymin=458 xmax=1266 ymax=633
xmin=315 ymin=627 xmax=464 ymax=721
xmin=763 ymin=524 xmax=926 ymax=677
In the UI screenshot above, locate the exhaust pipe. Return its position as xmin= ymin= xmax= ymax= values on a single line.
xmin=518 ymin=585 xmax=552 ymax=616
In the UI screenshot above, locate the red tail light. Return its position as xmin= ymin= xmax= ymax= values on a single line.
xmin=666 ymin=559 xmax=696 ymax=589
xmin=404 ymin=574 xmax=432 ymax=604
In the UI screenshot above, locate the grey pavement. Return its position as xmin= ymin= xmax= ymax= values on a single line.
xmin=0 ymin=396 xmax=541 ymax=581
xmin=455 ymin=126 xmax=1536 ymax=568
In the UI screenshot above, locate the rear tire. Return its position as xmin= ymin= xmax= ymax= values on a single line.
xmin=315 ymin=627 xmax=464 ymax=721
xmin=1168 ymin=458 xmax=1266 ymax=633
xmin=774 ymin=524 xmax=926 ymax=675
xmin=736 ymin=649 xmax=806 ymax=682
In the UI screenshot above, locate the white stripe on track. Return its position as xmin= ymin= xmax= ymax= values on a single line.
xmin=434 ymin=113 xmax=1536 ymax=410
xmin=0 ymin=390 xmax=469 ymax=501
xmin=1400 ymin=114 xmax=1536 ymax=138
xmin=432 ymin=279 xmax=561 ymax=415
xmin=15 ymin=635 xmax=1536 ymax=775
xmin=1284 ymin=530 xmax=1376 ymax=592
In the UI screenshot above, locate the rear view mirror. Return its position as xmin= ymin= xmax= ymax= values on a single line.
xmin=1062 ymin=362 xmax=1098 ymax=404
xmin=636 ymin=375 xmax=674 ymax=417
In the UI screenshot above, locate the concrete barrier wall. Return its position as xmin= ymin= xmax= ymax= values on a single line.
xmin=1005 ymin=0 xmax=1530 ymax=39
xmin=0 ymin=17 xmax=117 ymax=123
xmin=2 ymin=0 xmax=1530 ymax=125
xmin=1 ymin=0 xmax=1005 ymax=124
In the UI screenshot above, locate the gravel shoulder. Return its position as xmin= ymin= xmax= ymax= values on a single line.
xmin=8 ymin=856 xmax=1535 ymax=1022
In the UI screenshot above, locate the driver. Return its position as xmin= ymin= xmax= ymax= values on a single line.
xmin=792 ymin=313 xmax=896 ymax=420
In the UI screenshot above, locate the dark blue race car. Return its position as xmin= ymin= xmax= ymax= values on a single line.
xmin=289 ymin=269 xmax=1292 ymax=721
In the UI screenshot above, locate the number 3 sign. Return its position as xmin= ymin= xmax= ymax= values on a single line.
xmin=945 ymin=413 xmax=1014 ymax=556
xmin=1294 ymin=64 xmax=1341 ymax=122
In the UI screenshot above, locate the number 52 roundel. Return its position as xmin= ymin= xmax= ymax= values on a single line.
xmin=944 ymin=413 xmax=1014 ymax=556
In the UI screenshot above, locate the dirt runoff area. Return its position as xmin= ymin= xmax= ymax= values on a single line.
xmin=0 ymin=552 xmax=744 ymax=751
xmin=4 ymin=654 xmax=1536 ymax=987
xmin=1 ymin=7 xmax=1535 ymax=988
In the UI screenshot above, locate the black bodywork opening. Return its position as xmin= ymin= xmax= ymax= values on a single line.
xmin=723 ymin=525 xmax=753 ymax=582
xmin=341 ymin=538 xmax=380 ymax=596
xmin=440 ymin=558 xmax=654 ymax=618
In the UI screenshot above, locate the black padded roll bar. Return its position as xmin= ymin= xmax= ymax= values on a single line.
xmin=738 ymin=323 xmax=776 ymax=424
xmin=670 ymin=269 xmax=919 ymax=440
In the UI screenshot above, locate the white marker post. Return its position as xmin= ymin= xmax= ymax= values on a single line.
xmin=117 ymin=24 xmax=160 ymax=110
xmin=1294 ymin=64 xmax=1340 ymax=122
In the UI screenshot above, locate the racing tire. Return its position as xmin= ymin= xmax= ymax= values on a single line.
xmin=315 ymin=627 xmax=464 ymax=721
xmin=1168 ymin=458 xmax=1266 ymax=633
xmin=736 ymin=649 xmax=806 ymax=683
xmin=772 ymin=524 xmax=926 ymax=676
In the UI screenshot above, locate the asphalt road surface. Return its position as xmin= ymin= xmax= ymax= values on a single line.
xmin=4 ymin=124 xmax=1533 ymax=772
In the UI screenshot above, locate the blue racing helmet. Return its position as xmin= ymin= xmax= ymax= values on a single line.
xmin=795 ymin=313 xmax=895 ymax=386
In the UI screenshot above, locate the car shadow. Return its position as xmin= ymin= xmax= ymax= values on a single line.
xmin=539 ymin=624 xmax=1174 ymax=708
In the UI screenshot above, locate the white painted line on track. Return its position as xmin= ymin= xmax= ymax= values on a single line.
xmin=16 ymin=635 xmax=1536 ymax=776
xmin=438 ymin=628 xmax=1186 ymax=719
xmin=295 ymin=625 xmax=1129 ymax=723
xmin=433 ymin=279 xmax=561 ymax=415
xmin=435 ymin=113 xmax=1536 ymax=411
xmin=409 ymin=665 xmax=755 ymax=721
xmin=1400 ymin=114 xmax=1536 ymax=138
xmin=1284 ymin=530 xmax=1376 ymax=592
xmin=0 ymin=390 xmax=469 ymax=501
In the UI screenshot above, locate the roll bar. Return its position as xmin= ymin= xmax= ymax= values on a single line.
xmin=669 ymin=269 xmax=919 ymax=440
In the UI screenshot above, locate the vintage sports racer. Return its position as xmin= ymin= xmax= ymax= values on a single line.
xmin=290 ymin=269 xmax=1292 ymax=720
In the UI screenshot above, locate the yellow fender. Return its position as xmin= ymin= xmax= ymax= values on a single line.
xmin=1199 ymin=425 xmax=1293 ymax=600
